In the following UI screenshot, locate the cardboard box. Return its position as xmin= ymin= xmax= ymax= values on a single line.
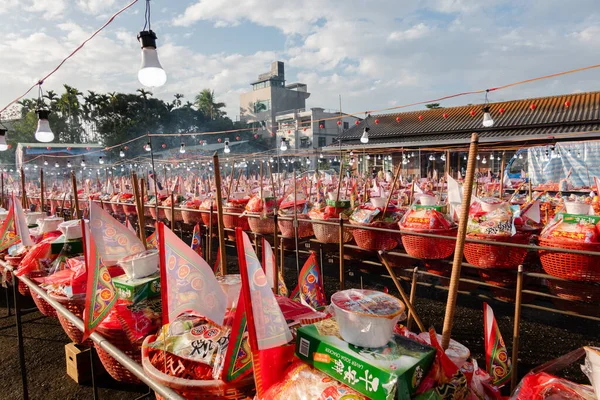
xmin=65 ymin=343 xmax=92 ymax=383
xmin=113 ymin=273 xmax=160 ymax=303
xmin=295 ymin=319 xmax=436 ymax=400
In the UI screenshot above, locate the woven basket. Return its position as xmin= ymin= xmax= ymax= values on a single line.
xmin=247 ymin=212 xmax=277 ymax=235
xmin=150 ymin=206 xmax=167 ymax=221
xmin=424 ymin=261 xmax=450 ymax=277
xmin=142 ymin=336 xmax=256 ymax=400
xmin=223 ymin=206 xmax=249 ymax=240
xmin=200 ymin=210 xmax=217 ymax=227
xmin=111 ymin=202 xmax=124 ymax=215
xmin=143 ymin=204 xmax=152 ymax=218
xmin=464 ymin=233 xmax=529 ymax=269
xmin=123 ymin=203 xmax=137 ymax=217
xmin=102 ymin=202 xmax=113 ymax=212
xmin=165 ymin=208 xmax=184 ymax=223
xmin=401 ymin=229 xmax=457 ymax=260
xmin=310 ymin=216 xmax=352 ymax=244
xmin=478 ymin=269 xmax=516 ymax=288
xmin=95 ymin=324 xmax=141 ymax=384
xmin=547 ymin=280 xmax=600 ymax=302
xmin=182 ymin=208 xmax=203 ymax=225
xmin=538 ymin=238 xmax=600 ymax=281
xmin=278 ymin=215 xmax=314 ymax=238
xmin=350 ymin=220 xmax=401 ymax=251
xmin=50 ymin=294 xmax=91 ymax=345
xmin=31 ymin=290 xmax=58 ymax=318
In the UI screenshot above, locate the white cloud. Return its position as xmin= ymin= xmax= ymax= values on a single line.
xmin=76 ymin=0 xmax=117 ymax=14
xmin=24 ymin=0 xmax=67 ymax=19
xmin=388 ymin=24 xmax=430 ymax=41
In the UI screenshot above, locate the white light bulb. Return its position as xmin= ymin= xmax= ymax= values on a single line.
xmin=280 ymin=138 xmax=288 ymax=151
xmin=482 ymin=157 xmax=487 ymax=164
xmin=44 ymin=160 xmax=48 ymax=166
xmin=224 ymin=141 xmax=231 ymax=154
xmin=55 ymin=162 xmax=59 ymax=168
xmin=463 ymin=155 xmax=467 ymax=160
xmin=35 ymin=110 xmax=55 ymax=142
xmin=482 ymin=108 xmax=494 ymax=128
xmin=0 ymin=129 xmax=8 ymax=151
xmin=120 ymin=150 xmax=125 ymax=158
xmin=179 ymin=143 xmax=186 ymax=154
xmin=440 ymin=154 xmax=446 ymax=161
xmin=476 ymin=154 xmax=480 ymax=160
xmin=145 ymin=142 xmax=152 ymax=152
xmin=137 ymin=31 xmax=166 ymax=88
xmin=99 ymin=157 xmax=104 ymax=164
xmin=490 ymin=153 xmax=495 ymax=161
xmin=518 ymin=153 xmax=523 ymax=160
xmin=67 ymin=161 xmax=72 ymax=168
xmin=81 ymin=160 xmax=86 ymax=167
xmin=360 ymin=127 xmax=370 ymax=144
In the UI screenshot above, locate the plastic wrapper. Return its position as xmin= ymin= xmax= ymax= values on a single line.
xmin=583 ymin=346 xmax=600 ymax=398
xmin=245 ymin=196 xmax=276 ymax=214
xmin=511 ymin=372 xmax=596 ymax=399
xmin=163 ymin=194 xmax=186 ymax=208
xmin=540 ymin=214 xmax=600 ymax=244
xmin=259 ymin=360 xmax=367 ymax=400
xmin=467 ymin=199 xmax=514 ymax=236
xmin=400 ymin=207 xmax=455 ymax=231
xmin=350 ymin=205 xmax=405 ymax=225
xmin=145 ymin=314 xmax=231 ymax=380
xmin=15 ymin=237 xmax=57 ymax=276
xmin=115 ymin=297 xmax=162 ymax=345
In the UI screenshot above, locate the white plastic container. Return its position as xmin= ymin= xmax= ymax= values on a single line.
xmin=370 ymin=197 xmax=387 ymax=208
xmin=58 ymin=219 xmax=88 ymax=240
xmin=480 ymin=199 xmax=505 ymax=212
xmin=419 ymin=195 xmax=438 ymax=206
xmin=417 ymin=332 xmax=470 ymax=368
xmin=217 ymin=274 xmax=241 ymax=309
xmin=118 ymin=249 xmax=159 ymax=279
xmin=25 ymin=212 xmax=44 ymax=226
xmin=565 ymin=201 xmax=591 ymax=215
xmin=330 ymin=289 xmax=405 ymax=348
xmin=37 ymin=217 xmax=64 ymax=233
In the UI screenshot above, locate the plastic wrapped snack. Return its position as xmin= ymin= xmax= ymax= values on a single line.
xmin=511 ymin=372 xmax=596 ymax=399
xmin=467 ymin=198 xmax=514 ymax=236
xmin=540 ymin=214 xmax=600 ymax=244
xmin=116 ymin=297 xmax=162 ymax=345
xmin=400 ymin=207 xmax=455 ymax=231
xmin=260 ymin=360 xmax=367 ymax=400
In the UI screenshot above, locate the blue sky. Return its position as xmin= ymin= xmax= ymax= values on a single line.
xmin=1 ymin=0 xmax=599 ymax=120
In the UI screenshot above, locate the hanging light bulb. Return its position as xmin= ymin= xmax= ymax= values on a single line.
xmin=482 ymin=157 xmax=487 ymax=164
xmin=35 ymin=109 xmax=55 ymax=142
xmin=360 ymin=127 xmax=370 ymax=144
xmin=137 ymin=27 xmax=167 ymax=87
xmin=518 ymin=153 xmax=523 ymax=160
xmin=577 ymin=152 xmax=581 ymax=159
xmin=476 ymin=154 xmax=480 ymax=160
xmin=428 ymin=155 xmax=434 ymax=161
xmin=490 ymin=153 xmax=495 ymax=161
xmin=306 ymin=158 xmax=311 ymax=165
xmin=0 ymin=129 xmax=7 ymax=151
xmin=482 ymin=106 xmax=494 ymax=127
xmin=411 ymin=152 xmax=415 ymax=158
xmin=513 ymin=153 xmax=518 ymax=159
xmin=120 ymin=148 xmax=125 ymax=158
xmin=567 ymin=149 xmax=572 ymax=156
xmin=319 ymin=153 xmax=323 ymax=159
xmin=121 ymin=167 xmax=125 ymax=172
xmin=224 ymin=140 xmax=231 ymax=154
xmin=366 ymin=154 xmax=371 ymax=160
xmin=334 ymin=156 xmax=337 ymax=162
xmin=80 ymin=160 xmax=86 ymax=167
xmin=99 ymin=156 xmax=104 ymax=165
xmin=280 ymin=138 xmax=288 ymax=151
xmin=67 ymin=160 xmax=72 ymax=168
xmin=145 ymin=142 xmax=152 ymax=152
xmin=179 ymin=143 xmax=186 ymax=154
xmin=440 ymin=154 xmax=446 ymax=161
xmin=350 ymin=151 xmax=354 ymax=156
xmin=44 ymin=159 xmax=48 ymax=166
xmin=55 ymin=162 xmax=59 ymax=168
xmin=463 ymin=154 xmax=467 ymax=160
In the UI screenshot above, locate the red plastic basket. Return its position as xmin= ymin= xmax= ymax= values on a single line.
xmin=150 ymin=206 xmax=167 ymax=221
xmin=142 ymin=336 xmax=256 ymax=400
xmin=50 ymin=294 xmax=92 ymax=345
xmin=95 ymin=324 xmax=141 ymax=384
xmin=102 ymin=201 xmax=113 ymax=212
xmin=31 ymin=290 xmax=58 ymax=318
xmin=123 ymin=203 xmax=137 ymax=216
xmin=401 ymin=229 xmax=457 ymax=260
xmin=310 ymin=216 xmax=353 ymax=244
xmin=278 ymin=215 xmax=314 ymax=238
xmin=464 ymin=233 xmax=529 ymax=269
xmin=350 ymin=220 xmax=401 ymax=251
xmin=547 ymin=280 xmax=600 ymax=302
xmin=223 ymin=206 xmax=249 ymax=239
xmin=538 ymin=238 xmax=600 ymax=281
xmin=111 ymin=202 xmax=124 ymax=215
xmin=182 ymin=208 xmax=203 ymax=225
xmin=165 ymin=208 xmax=183 ymax=223
xmin=247 ymin=212 xmax=277 ymax=235
xmin=478 ymin=269 xmax=516 ymax=288
xmin=200 ymin=209 xmax=217 ymax=227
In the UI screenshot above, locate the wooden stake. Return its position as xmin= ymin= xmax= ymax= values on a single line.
xmin=170 ymin=192 xmax=175 ymax=231
xmin=227 ymin=164 xmax=236 ymax=199
xmin=441 ymin=133 xmax=479 ymax=350
xmin=381 ymin=164 xmax=402 ymax=220
xmin=499 ymin=152 xmax=506 ymax=198
xmin=338 ymin=214 xmax=345 ymax=290
xmin=20 ymin=168 xmax=27 ymax=210
xmin=213 ymin=152 xmax=227 ymax=275
xmin=378 ymin=251 xmax=426 ymax=332
xmin=511 ymin=265 xmax=525 ymax=392
xmin=407 ymin=267 xmax=419 ymax=332
xmin=40 ymin=169 xmax=45 ymax=215
xmin=335 ymin=161 xmax=345 ymax=203
xmin=71 ymin=171 xmax=80 ymax=219
xmin=131 ymin=173 xmax=147 ymax=249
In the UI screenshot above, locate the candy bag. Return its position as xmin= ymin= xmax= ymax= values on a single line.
xmin=115 ymin=297 xmax=162 ymax=345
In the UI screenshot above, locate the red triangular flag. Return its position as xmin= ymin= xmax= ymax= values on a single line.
xmin=222 ymin=299 xmax=253 ymax=382
xmin=484 ymin=302 xmax=512 ymax=387
xmin=290 ymin=252 xmax=326 ymax=310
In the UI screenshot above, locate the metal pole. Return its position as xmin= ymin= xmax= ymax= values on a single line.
xmin=511 ymin=265 xmax=525 ymax=392
xmin=12 ymin=271 xmax=28 ymax=399
xmin=500 ymin=152 xmax=506 ymax=198
xmin=212 ymin=153 xmax=227 ymax=275
xmin=441 ymin=133 xmax=479 ymax=350
xmin=89 ymin=346 xmax=99 ymax=400
xmin=338 ymin=215 xmax=345 ymax=290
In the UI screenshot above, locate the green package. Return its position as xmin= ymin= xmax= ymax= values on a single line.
xmin=112 ymin=273 xmax=161 ymax=303
xmin=295 ymin=319 xmax=435 ymax=399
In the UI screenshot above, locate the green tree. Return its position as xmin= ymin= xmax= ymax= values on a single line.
xmin=195 ymin=89 xmax=226 ymax=120
xmin=425 ymin=103 xmax=442 ymax=109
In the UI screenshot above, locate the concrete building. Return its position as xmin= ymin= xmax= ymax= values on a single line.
xmin=275 ymin=107 xmax=360 ymax=151
xmin=239 ymin=61 xmax=310 ymax=137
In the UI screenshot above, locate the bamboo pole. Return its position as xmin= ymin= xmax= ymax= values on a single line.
xmin=212 ymin=153 xmax=227 ymax=275
xmin=500 ymin=152 xmax=506 ymax=198
xmin=511 ymin=265 xmax=525 ymax=392
xmin=378 ymin=251 xmax=426 ymax=332
xmin=170 ymin=192 xmax=175 ymax=231
xmin=293 ymin=170 xmax=300 ymax=275
xmin=40 ymin=169 xmax=45 ymax=215
xmin=338 ymin=215 xmax=345 ymax=290
xmin=131 ymin=173 xmax=147 ymax=249
xmin=381 ymin=164 xmax=402 ymax=220
xmin=268 ymin=162 xmax=279 ymax=293
xmin=441 ymin=133 xmax=479 ymax=350
xmin=407 ymin=267 xmax=419 ymax=332
xmin=226 ymin=164 xmax=236 ymax=199
xmin=335 ymin=161 xmax=345 ymax=203
xmin=20 ymin=168 xmax=27 ymax=210
xmin=1 ymin=172 xmax=4 ymax=209
xmin=71 ymin=171 xmax=80 ymax=220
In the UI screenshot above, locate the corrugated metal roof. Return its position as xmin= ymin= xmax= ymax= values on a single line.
xmin=327 ymin=91 xmax=600 ymax=150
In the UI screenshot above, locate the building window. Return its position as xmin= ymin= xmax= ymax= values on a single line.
xmin=318 ymin=137 xmax=326 ymax=147
xmin=254 ymin=100 xmax=271 ymax=113
xmin=300 ymin=137 xmax=309 ymax=148
xmin=343 ymin=122 xmax=349 ymax=129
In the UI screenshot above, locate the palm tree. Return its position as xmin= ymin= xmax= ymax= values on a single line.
xmin=173 ymin=93 xmax=184 ymax=108
xmin=137 ymin=88 xmax=153 ymax=100
xmin=194 ymin=89 xmax=226 ymax=120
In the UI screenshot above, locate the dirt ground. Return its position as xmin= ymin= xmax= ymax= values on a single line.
xmin=0 ymin=248 xmax=597 ymax=399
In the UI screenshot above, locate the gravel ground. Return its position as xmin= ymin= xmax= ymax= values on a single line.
xmin=0 ymin=244 xmax=597 ymax=399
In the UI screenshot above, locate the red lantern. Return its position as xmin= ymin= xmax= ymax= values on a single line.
xmin=26 ymin=146 xmax=30 ymax=149
xmin=499 ymin=108 xmax=505 ymax=114
xmin=105 ymin=146 xmax=109 ymax=150
xmin=270 ymin=132 xmax=275 ymax=137
xmin=162 ymin=143 xmax=166 ymax=148
xmin=396 ymin=117 xmax=401 ymax=122
xmin=236 ymin=136 xmax=240 ymax=141
xmin=469 ymin=110 xmax=476 ymax=116
xmin=443 ymin=113 xmax=448 ymax=119
xmin=124 ymin=146 xmax=129 ymax=150
xmin=565 ymin=100 xmax=571 ymax=107
xmin=47 ymin=146 xmax=51 ymax=150
xmin=86 ymin=147 xmax=91 ymax=150
xmin=218 ymin=138 xmax=222 ymax=143
xmin=7 ymin=144 xmax=11 ymax=149
xmin=337 ymin=120 xmax=341 ymax=126
xmin=288 ymin=130 xmax=291 ymax=134
xmin=199 ymin=140 xmax=203 ymax=144
xmin=254 ymin=134 xmax=259 ymax=139
xmin=375 ymin=119 xmax=380 ymax=124
xmin=303 ymin=127 xmax=307 ymax=131
xmin=530 ymin=103 xmax=536 ymax=110
xmin=418 ymin=115 xmax=423 ymax=121
xmin=67 ymin=147 xmax=72 ymax=150
xmin=355 ymin=120 xmax=360 ymax=125
xmin=319 ymin=124 xmax=324 ymax=129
